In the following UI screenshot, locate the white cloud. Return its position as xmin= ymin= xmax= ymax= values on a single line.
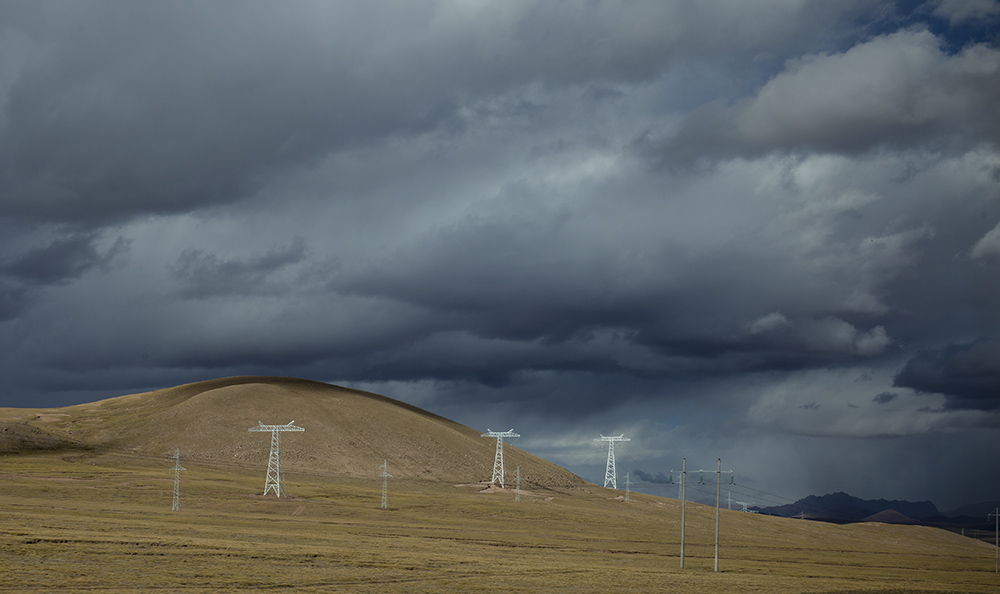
xmin=745 ymin=366 xmax=982 ymax=438
xmin=855 ymin=325 xmax=891 ymax=356
xmin=932 ymin=0 xmax=1000 ymax=26
xmin=659 ymin=28 xmax=1000 ymax=161
xmin=971 ymin=220 xmax=1000 ymax=261
xmin=748 ymin=312 xmax=792 ymax=335
xmin=741 ymin=29 xmax=1000 ymax=149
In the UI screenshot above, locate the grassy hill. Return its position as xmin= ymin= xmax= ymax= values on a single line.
xmin=0 ymin=375 xmax=584 ymax=487
xmin=0 ymin=376 xmax=996 ymax=593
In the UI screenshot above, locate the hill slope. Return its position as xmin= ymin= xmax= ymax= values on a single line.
xmin=0 ymin=376 xmax=584 ymax=488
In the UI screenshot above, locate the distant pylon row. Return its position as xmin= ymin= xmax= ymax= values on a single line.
xmin=481 ymin=428 xmax=631 ymax=491
xmin=173 ymin=422 xmax=630 ymax=509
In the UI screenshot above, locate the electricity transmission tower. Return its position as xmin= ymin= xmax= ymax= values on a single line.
xmin=594 ymin=434 xmax=630 ymax=489
xmin=380 ymin=460 xmax=392 ymax=510
xmin=248 ymin=421 xmax=304 ymax=497
xmin=171 ymin=448 xmax=185 ymax=512
xmin=624 ymin=472 xmax=632 ymax=503
xmin=481 ymin=429 xmax=519 ymax=487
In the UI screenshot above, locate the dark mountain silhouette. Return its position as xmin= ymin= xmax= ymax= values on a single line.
xmin=946 ymin=501 xmax=1000 ymax=519
xmin=759 ymin=491 xmax=938 ymax=523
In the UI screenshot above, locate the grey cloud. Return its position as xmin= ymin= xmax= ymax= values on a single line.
xmin=632 ymin=469 xmax=673 ymax=484
xmin=0 ymin=283 xmax=30 ymax=322
xmin=650 ymin=29 xmax=1000 ymax=166
xmin=1 ymin=1 xmax=999 ymax=510
xmin=931 ymin=0 xmax=1000 ymax=26
xmin=2 ymin=4 xmax=466 ymax=224
xmin=970 ymin=220 xmax=1000 ymax=261
xmin=747 ymin=315 xmax=891 ymax=357
xmin=894 ymin=338 xmax=1000 ymax=409
xmin=170 ymin=238 xmax=308 ymax=298
xmin=0 ymin=1 xmax=899 ymax=228
xmin=2 ymin=233 xmax=130 ymax=286
xmin=873 ymin=391 xmax=898 ymax=404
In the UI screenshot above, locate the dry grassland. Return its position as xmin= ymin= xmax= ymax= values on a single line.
xmin=1 ymin=450 xmax=995 ymax=593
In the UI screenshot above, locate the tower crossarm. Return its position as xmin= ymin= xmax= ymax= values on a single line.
xmin=480 ymin=429 xmax=519 ymax=439
xmin=593 ymin=434 xmax=630 ymax=444
xmin=249 ymin=421 xmax=305 ymax=433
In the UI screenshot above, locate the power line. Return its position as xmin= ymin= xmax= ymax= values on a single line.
xmin=670 ymin=458 xmax=733 ymax=572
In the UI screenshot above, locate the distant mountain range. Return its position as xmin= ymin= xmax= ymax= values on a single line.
xmin=759 ymin=491 xmax=938 ymax=522
xmin=757 ymin=491 xmax=1000 ymax=531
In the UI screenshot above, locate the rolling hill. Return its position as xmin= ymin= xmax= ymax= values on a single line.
xmin=0 ymin=375 xmax=585 ymax=488
xmin=0 ymin=376 xmax=996 ymax=592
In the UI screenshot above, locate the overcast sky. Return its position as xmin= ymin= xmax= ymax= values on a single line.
xmin=2 ymin=0 xmax=999 ymax=511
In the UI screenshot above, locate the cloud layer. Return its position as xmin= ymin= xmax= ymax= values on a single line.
xmin=1 ymin=0 xmax=999 ymax=510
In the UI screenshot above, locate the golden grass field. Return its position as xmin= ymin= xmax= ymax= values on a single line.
xmin=0 ymin=377 xmax=997 ymax=593
xmin=1 ymin=449 xmax=996 ymax=593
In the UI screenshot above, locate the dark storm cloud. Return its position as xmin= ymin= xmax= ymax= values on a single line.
xmin=171 ymin=238 xmax=309 ymax=298
xmin=335 ymin=180 xmax=898 ymax=383
xmin=633 ymin=469 xmax=673 ymax=484
xmin=1 ymin=3 xmax=465 ymax=224
xmin=0 ymin=284 xmax=30 ymax=323
xmin=0 ymin=1 xmax=903 ymax=227
xmin=3 ymin=233 xmax=130 ymax=286
xmin=894 ymin=338 xmax=1000 ymax=409
xmin=0 ymin=231 xmax=129 ymax=321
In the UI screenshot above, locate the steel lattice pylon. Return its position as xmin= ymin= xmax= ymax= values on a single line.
xmin=480 ymin=428 xmax=519 ymax=487
xmin=594 ymin=434 xmax=630 ymax=489
xmin=379 ymin=459 xmax=392 ymax=510
xmin=171 ymin=448 xmax=185 ymax=511
xmin=248 ymin=421 xmax=304 ymax=497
